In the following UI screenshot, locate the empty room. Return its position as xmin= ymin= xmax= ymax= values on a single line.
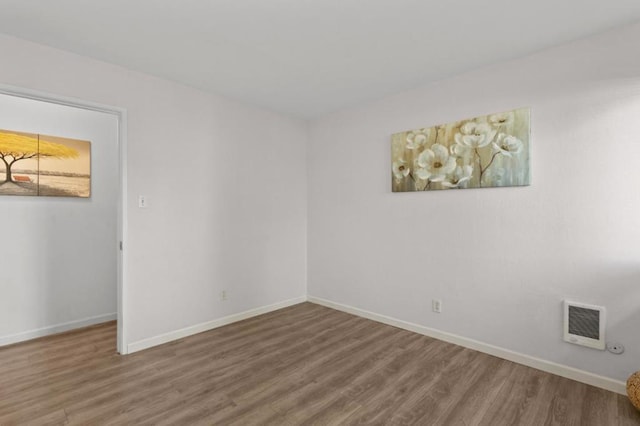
xmin=0 ymin=1 xmax=639 ymax=425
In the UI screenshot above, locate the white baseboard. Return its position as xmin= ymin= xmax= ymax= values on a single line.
xmin=308 ymin=296 xmax=627 ymax=395
xmin=0 ymin=312 xmax=117 ymax=347
xmin=127 ymin=296 xmax=308 ymax=354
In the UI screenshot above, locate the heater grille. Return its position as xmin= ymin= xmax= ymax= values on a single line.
xmin=563 ymin=301 xmax=605 ymax=350
xmin=567 ymin=306 xmax=600 ymax=339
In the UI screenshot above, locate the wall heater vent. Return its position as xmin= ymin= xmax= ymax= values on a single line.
xmin=563 ymin=300 xmax=605 ymax=350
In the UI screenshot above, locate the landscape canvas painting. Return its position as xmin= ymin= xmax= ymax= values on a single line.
xmin=0 ymin=129 xmax=91 ymax=197
xmin=391 ymin=108 xmax=530 ymax=192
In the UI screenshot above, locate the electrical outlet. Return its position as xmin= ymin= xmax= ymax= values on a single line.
xmin=220 ymin=290 xmax=228 ymax=301
xmin=606 ymin=342 xmax=625 ymax=354
xmin=432 ymin=299 xmax=442 ymax=313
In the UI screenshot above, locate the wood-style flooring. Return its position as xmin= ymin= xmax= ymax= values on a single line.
xmin=0 ymin=302 xmax=638 ymax=425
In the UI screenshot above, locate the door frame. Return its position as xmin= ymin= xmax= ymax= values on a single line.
xmin=0 ymin=84 xmax=128 ymax=354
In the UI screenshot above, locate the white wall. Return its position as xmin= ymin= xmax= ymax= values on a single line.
xmin=0 ymin=34 xmax=307 ymax=348
xmin=1 ymin=20 xmax=636 ymax=387
xmin=307 ymin=22 xmax=640 ymax=383
xmin=0 ymin=94 xmax=118 ymax=344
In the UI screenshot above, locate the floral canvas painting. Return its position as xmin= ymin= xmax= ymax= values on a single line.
xmin=0 ymin=129 xmax=91 ymax=197
xmin=391 ymin=108 xmax=530 ymax=192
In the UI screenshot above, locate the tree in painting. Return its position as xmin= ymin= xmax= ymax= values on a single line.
xmin=0 ymin=131 xmax=78 ymax=184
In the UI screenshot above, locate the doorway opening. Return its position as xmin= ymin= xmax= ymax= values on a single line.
xmin=0 ymin=85 xmax=127 ymax=354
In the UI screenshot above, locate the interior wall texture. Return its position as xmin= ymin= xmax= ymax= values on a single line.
xmin=307 ymin=22 xmax=640 ymax=382
xmin=0 ymin=94 xmax=118 ymax=342
xmin=0 ymin=34 xmax=308 ymax=346
xmin=0 ymin=19 xmax=638 ymax=386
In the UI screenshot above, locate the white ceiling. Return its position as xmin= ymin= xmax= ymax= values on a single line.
xmin=1 ymin=1 xmax=640 ymax=118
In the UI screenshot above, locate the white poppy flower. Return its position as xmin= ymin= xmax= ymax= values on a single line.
xmin=450 ymin=143 xmax=473 ymax=162
xmin=415 ymin=143 xmax=457 ymax=182
xmin=492 ymin=133 xmax=523 ymax=157
xmin=441 ymin=165 xmax=473 ymax=188
xmin=489 ymin=112 xmax=514 ymax=127
xmin=392 ymin=159 xmax=410 ymax=180
xmin=406 ymin=128 xmax=430 ymax=149
xmin=454 ymin=122 xmax=496 ymax=149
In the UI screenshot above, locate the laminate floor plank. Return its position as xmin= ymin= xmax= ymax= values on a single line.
xmin=341 ymin=339 xmax=463 ymax=424
xmin=388 ymin=348 xmax=487 ymax=425
xmin=478 ymin=364 xmax=550 ymax=426
xmin=0 ymin=302 xmax=636 ymax=425
xmin=226 ymin=317 xmax=370 ymax=404
xmin=582 ymin=385 xmax=618 ymax=425
xmin=437 ymin=358 xmax=514 ymax=426
xmin=618 ymin=394 xmax=640 ymax=426
xmin=542 ymin=374 xmax=588 ymax=426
